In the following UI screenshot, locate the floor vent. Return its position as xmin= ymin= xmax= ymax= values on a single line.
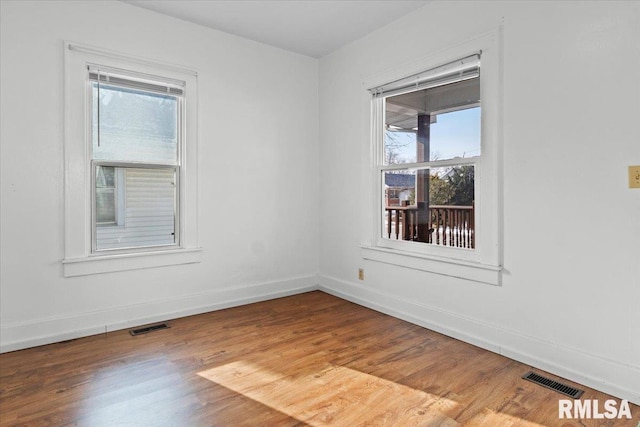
xmin=522 ymin=371 xmax=584 ymax=398
xmin=130 ymin=323 xmax=170 ymax=336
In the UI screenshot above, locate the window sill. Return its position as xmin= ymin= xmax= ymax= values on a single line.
xmin=361 ymin=245 xmax=501 ymax=286
xmin=63 ymin=247 xmax=202 ymax=277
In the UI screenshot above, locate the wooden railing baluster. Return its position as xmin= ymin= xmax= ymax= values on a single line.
xmin=394 ymin=209 xmax=400 ymax=239
xmin=384 ymin=205 xmax=474 ymax=248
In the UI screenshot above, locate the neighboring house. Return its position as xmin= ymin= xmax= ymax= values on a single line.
xmin=384 ymin=173 xmax=415 ymax=206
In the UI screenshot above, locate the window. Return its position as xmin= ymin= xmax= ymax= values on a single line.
xmin=363 ymin=31 xmax=502 ymax=285
xmin=63 ymin=43 xmax=200 ymax=276
xmin=380 ymin=60 xmax=480 ymax=249
xmin=90 ymin=68 xmax=181 ymax=252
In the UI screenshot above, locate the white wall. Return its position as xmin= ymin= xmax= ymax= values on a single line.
xmin=0 ymin=1 xmax=319 ymax=350
xmin=318 ymin=1 xmax=640 ymax=404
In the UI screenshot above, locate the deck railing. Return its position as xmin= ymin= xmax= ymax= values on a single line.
xmin=385 ymin=204 xmax=474 ymax=248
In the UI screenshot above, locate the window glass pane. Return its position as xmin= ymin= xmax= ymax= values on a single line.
xmin=383 ymin=165 xmax=475 ymax=248
xmin=384 ymin=171 xmax=416 ymax=206
xmin=96 ymin=189 xmax=115 ymax=224
xmin=384 ymin=77 xmax=480 ymax=164
xmin=96 ymin=167 xmax=176 ymax=251
xmin=429 ymin=108 xmax=480 ymax=161
xmin=96 ymin=165 xmax=115 ymax=188
xmin=96 ymin=166 xmax=116 ymax=224
xmin=92 ymin=84 xmax=178 ymax=164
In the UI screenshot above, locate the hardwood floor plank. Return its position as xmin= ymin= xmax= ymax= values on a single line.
xmin=0 ymin=291 xmax=636 ymax=426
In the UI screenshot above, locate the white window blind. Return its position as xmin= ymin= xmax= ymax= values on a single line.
xmin=88 ymin=65 xmax=184 ymax=96
xmin=370 ymin=52 xmax=481 ymax=99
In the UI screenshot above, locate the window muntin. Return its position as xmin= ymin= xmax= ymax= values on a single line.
xmin=90 ymin=70 xmax=182 ymax=253
xmin=379 ymin=68 xmax=480 ymax=250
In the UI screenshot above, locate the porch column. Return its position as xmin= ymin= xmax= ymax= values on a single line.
xmin=416 ymin=114 xmax=430 ymax=242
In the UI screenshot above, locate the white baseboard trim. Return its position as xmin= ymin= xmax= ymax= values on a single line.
xmin=0 ymin=275 xmax=319 ymax=354
xmin=319 ymin=274 xmax=640 ymax=405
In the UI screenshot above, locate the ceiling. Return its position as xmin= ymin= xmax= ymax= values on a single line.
xmin=122 ymin=1 xmax=430 ymax=58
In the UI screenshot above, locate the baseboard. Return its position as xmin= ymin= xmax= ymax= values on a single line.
xmin=0 ymin=275 xmax=319 ymax=353
xmin=319 ymin=274 xmax=640 ymax=406
xmin=4 ymin=273 xmax=637 ymax=405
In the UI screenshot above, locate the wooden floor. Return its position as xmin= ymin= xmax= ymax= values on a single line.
xmin=0 ymin=291 xmax=636 ymax=426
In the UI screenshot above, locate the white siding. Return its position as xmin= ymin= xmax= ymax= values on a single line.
xmin=97 ymin=168 xmax=175 ymax=250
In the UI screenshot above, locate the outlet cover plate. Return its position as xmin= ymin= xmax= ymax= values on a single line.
xmin=629 ymin=165 xmax=640 ymax=188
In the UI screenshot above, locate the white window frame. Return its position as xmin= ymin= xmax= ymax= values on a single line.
xmin=63 ymin=42 xmax=201 ymax=277
xmin=361 ymin=30 xmax=503 ymax=286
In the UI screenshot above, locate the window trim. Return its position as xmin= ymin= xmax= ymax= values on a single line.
xmin=361 ymin=30 xmax=503 ymax=285
xmin=63 ymin=42 xmax=201 ymax=277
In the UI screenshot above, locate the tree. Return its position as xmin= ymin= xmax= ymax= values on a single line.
xmin=429 ymin=174 xmax=454 ymax=205
xmin=446 ymin=165 xmax=474 ymax=205
xmin=424 ymin=166 xmax=474 ymax=206
xmin=384 ymin=131 xmax=411 ymax=165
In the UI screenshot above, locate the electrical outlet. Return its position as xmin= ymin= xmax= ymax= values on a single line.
xmin=358 ymin=268 xmax=364 ymax=280
xmin=629 ymin=165 xmax=640 ymax=189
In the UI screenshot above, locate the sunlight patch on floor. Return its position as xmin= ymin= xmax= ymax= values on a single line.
xmin=198 ymin=360 xmax=461 ymax=426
